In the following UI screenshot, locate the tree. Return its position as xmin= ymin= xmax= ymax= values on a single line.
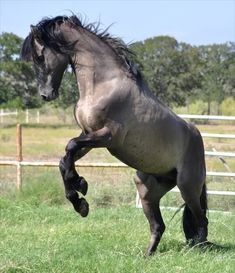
xmin=196 ymin=43 xmax=235 ymax=114
xmin=0 ymin=32 xmax=40 ymax=108
xmin=130 ymin=38 xmax=235 ymax=109
xmin=130 ymin=37 xmax=201 ymax=106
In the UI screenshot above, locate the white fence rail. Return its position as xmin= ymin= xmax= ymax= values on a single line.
xmin=201 ymin=133 xmax=235 ymax=139
xmin=1 ymin=109 xmax=235 ymax=124
xmin=178 ymin=114 xmax=235 ymax=121
xmin=0 ymin=109 xmax=18 ymax=123
xmin=0 ymin=109 xmax=40 ymax=124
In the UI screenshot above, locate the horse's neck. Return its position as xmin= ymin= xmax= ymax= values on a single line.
xmin=74 ymin=66 xmax=125 ymax=101
xmin=63 ymin=26 xmax=127 ymax=99
xmin=72 ymin=49 xmax=123 ymax=99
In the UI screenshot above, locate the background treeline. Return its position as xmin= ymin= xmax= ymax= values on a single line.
xmin=0 ymin=32 xmax=234 ymax=114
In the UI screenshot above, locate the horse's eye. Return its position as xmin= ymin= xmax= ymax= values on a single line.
xmin=38 ymin=55 xmax=44 ymax=63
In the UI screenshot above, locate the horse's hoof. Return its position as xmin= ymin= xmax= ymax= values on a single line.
xmin=79 ymin=177 xmax=88 ymax=196
xmin=79 ymin=198 xmax=89 ymax=217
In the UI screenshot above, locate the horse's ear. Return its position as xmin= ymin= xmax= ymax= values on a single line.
xmin=30 ymin=25 xmax=44 ymax=55
xmin=20 ymin=35 xmax=33 ymax=61
xmin=30 ymin=25 xmax=43 ymax=42
xmin=34 ymin=38 xmax=44 ymax=56
xmin=30 ymin=25 xmax=39 ymax=36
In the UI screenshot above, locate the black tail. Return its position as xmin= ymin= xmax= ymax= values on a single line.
xmin=200 ymin=183 xmax=208 ymax=213
xmin=183 ymin=183 xmax=208 ymax=242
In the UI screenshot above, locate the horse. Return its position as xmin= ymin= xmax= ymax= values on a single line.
xmin=21 ymin=15 xmax=209 ymax=255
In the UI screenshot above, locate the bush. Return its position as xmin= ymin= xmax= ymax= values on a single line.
xmin=219 ymin=97 xmax=235 ymax=115
xmin=188 ymin=100 xmax=207 ymax=114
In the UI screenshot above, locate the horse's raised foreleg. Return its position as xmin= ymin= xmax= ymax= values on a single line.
xmin=134 ymin=171 xmax=176 ymax=255
xmin=59 ymin=144 xmax=91 ymax=217
xmin=59 ymin=127 xmax=112 ymax=216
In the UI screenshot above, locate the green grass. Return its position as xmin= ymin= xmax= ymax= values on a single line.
xmin=0 ymin=197 xmax=234 ymax=273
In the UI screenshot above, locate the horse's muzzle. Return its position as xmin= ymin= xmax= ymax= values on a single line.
xmin=40 ymin=91 xmax=58 ymax=101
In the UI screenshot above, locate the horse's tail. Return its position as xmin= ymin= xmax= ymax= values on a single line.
xmin=183 ymin=183 xmax=208 ymax=242
xmin=200 ymin=182 xmax=208 ymax=213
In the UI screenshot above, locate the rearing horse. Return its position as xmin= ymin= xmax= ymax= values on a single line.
xmin=21 ymin=15 xmax=208 ymax=255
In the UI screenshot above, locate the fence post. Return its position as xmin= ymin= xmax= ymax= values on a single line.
xmin=16 ymin=124 xmax=22 ymax=190
xmin=0 ymin=109 xmax=3 ymax=123
xmin=26 ymin=109 xmax=29 ymax=123
xmin=37 ymin=110 xmax=40 ymax=124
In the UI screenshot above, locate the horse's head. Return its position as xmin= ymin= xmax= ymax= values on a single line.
xmin=21 ymin=19 xmax=70 ymax=101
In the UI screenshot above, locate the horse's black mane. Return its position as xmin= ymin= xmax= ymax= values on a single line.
xmin=21 ymin=15 xmax=140 ymax=78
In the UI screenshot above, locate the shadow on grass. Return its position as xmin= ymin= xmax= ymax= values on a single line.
xmin=156 ymin=239 xmax=235 ymax=255
xmin=195 ymin=241 xmax=235 ymax=253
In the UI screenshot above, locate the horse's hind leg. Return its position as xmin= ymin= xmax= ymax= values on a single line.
xmin=134 ymin=170 xmax=176 ymax=255
xmin=177 ymin=171 xmax=208 ymax=245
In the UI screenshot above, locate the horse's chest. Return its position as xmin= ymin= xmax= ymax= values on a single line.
xmin=75 ymin=101 xmax=105 ymax=132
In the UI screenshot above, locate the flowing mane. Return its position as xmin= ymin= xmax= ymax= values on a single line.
xmin=21 ymin=15 xmax=139 ymax=77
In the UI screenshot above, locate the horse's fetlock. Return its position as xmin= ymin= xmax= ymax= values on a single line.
xmin=66 ymin=191 xmax=78 ymax=202
xmin=79 ymin=198 xmax=89 ymax=217
xmin=66 ymin=138 xmax=80 ymax=153
xmin=65 ymin=170 xmax=78 ymax=182
xmin=79 ymin=177 xmax=88 ymax=196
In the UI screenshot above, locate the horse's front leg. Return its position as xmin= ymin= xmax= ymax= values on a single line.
xmin=59 ymin=127 xmax=112 ymax=217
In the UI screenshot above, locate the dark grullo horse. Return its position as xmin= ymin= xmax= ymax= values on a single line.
xmin=21 ymin=15 xmax=209 ymax=255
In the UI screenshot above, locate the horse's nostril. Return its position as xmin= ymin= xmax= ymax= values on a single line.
xmin=41 ymin=95 xmax=48 ymax=101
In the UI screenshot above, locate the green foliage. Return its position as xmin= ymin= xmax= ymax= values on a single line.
xmin=219 ymin=97 xmax=235 ymax=115
xmin=0 ymin=32 xmax=22 ymax=61
xmin=130 ymin=39 xmax=235 ymax=108
xmin=0 ymin=32 xmax=41 ymax=109
xmin=189 ymin=100 xmax=208 ymax=115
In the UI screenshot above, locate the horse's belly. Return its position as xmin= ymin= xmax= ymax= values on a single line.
xmin=108 ymin=144 xmax=178 ymax=174
xmin=109 ymin=121 xmax=187 ymax=173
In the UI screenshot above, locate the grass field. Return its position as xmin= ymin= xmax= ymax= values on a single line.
xmin=0 ymin=196 xmax=235 ymax=273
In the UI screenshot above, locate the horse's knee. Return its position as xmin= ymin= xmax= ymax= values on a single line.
xmin=77 ymin=177 xmax=88 ymax=196
xmin=65 ymin=138 xmax=79 ymax=153
xmin=59 ymin=157 xmax=66 ymax=175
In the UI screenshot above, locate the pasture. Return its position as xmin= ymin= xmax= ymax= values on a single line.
xmin=0 ymin=120 xmax=234 ymax=272
xmin=0 ymin=194 xmax=235 ymax=273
